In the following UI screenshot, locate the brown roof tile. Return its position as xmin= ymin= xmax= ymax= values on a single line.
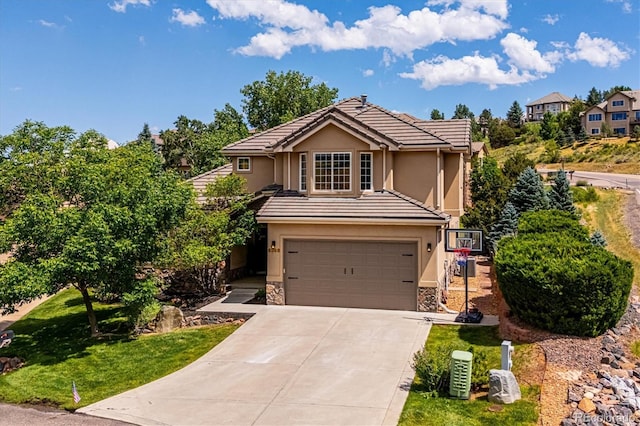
xmin=187 ymin=163 xmax=232 ymax=204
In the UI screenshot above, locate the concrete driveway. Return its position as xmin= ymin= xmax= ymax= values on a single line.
xmin=79 ymin=303 xmax=432 ymax=426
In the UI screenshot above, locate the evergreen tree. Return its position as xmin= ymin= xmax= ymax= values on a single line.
xmin=489 ymin=202 xmax=518 ymax=253
xmin=506 ymin=101 xmax=523 ymax=128
xmin=138 ymin=123 xmax=152 ymax=144
xmin=590 ymin=230 xmax=607 ymax=247
xmin=508 ymin=167 xmax=550 ymax=214
xmin=577 ymin=126 xmax=588 ymax=142
xmin=430 ymin=109 xmax=444 ymax=120
xmin=585 ymin=87 xmax=603 ymax=107
xmin=502 ymin=153 xmax=535 ymax=184
xmin=549 ymin=170 xmax=577 ymax=215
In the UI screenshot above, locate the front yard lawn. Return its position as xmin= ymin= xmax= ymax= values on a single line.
xmin=0 ymin=289 xmax=238 ymax=410
xmin=399 ymin=325 xmax=541 ymax=426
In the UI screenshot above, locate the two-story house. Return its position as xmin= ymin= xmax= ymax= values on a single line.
xmin=525 ymin=92 xmax=573 ymax=121
xmin=582 ymin=90 xmax=640 ymax=136
xmin=194 ymin=96 xmax=471 ymax=313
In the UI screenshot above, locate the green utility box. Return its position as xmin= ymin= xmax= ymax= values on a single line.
xmin=449 ymin=350 xmax=473 ymax=399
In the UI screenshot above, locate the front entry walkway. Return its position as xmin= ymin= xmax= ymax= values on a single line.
xmin=79 ymin=302 xmax=432 ymax=425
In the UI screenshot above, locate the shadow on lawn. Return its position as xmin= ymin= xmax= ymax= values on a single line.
xmin=0 ymin=305 xmax=132 ymax=367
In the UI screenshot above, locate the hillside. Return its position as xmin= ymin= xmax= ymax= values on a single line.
xmin=490 ymin=137 xmax=640 ymax=174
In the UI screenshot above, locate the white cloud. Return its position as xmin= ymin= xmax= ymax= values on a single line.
xmin=170 ymin=8 xmax=206 ymax=27
xmin=542 ymin=14 xmax=559 ymax=25
xmin=399 ymin=53 xmax=535 ymax=90
xmin=519 ymin=27 xmax=528 ymax=33
xmin=10 ymin=86 xmax=22 ymax=92
xmin=500 ymin=33 xmax=558 ymax=73
xmin=108 ymin=0 xmax=151 ymax=13
xmin=38 ymin=19 xmax=59 ymax=28
xmin=138 ymin=35 xmax=146 ymax=46
xmin=566 ymin=32 xmax=632 ymax=68
xmin=205 ymin=0 xmax=509 ymax=59
xmin=606 ymin=0 xmax=633 ymax=13
xmin=363 ymin=69 xmax=374 ymax=77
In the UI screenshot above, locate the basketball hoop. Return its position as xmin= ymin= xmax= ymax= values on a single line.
xmin=454 ymin=247 xmax=471 ymax=266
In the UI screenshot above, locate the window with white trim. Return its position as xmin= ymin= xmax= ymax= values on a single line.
xmin=237 ymin=157 xmax=251 ymax=171
xmin=614 ymin=128 xmax=626 ymax=135
xmin=612 ymin=100 xmax=624 ymax=107
xmin=314 ymin=152 xmax=351 ymax=191
xmin=591 ymin=128 xmax=600 ymax=135
xmin=360 ymin=152 xmax=372 ymax=191
xmin=612 ymin=112 xmax=627 ymax=121
xmin=299 ymin=153 xmax=307 ymax=192
xmin=588 ymin=113 xmax=602 ymax=121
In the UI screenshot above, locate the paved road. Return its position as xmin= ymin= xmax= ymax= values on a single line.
xmin=80 ymin=303 xmax=434 ymax=426
xmin=0 ymin=403 xmax=132 ymax=426
xmin=538 ymin=168 xmax=640 ymax=190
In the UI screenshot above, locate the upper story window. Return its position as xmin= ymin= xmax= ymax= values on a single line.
xmin=612 ymin=100 xmax=624 ymax=107
xmin=536 ymin=105 xmax=541 ymax=110
xmin=360 ymin=152 xmax=372 ymax=191
xmin=314 ymin=152 xmax=351 ymax=191
xmin=612 ymin=112 xmax=627 ymax=121
xmin=588 ymin=113 xmax=602 ymax=121
xmin=299 ymin=153 xmax=307 ymax=192
xmin=237 ymin=157 xmax=251 ymax=171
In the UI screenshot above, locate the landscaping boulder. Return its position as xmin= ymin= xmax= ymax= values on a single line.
xmin=488 ymin=369 xmax=521 ymax=404
xmin=155 ymin=305 xmax=184 ymax=333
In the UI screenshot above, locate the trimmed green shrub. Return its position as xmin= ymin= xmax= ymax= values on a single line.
xmin=517 ymin=210 xmax=587 ymax=240
xmin=495 ymin=233 xmax=633 ymax=336
xmin=571 ymin=186 xmax=599 ymax=203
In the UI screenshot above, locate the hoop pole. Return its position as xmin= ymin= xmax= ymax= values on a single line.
xmin=464 ymin=256 xmax=469 ymax=317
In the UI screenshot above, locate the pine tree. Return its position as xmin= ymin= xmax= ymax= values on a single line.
xmin=590 ymin=230 xmax=607 ymax=247
xmin=138 ymin=123 xmax=152 ymax=144
xmin=578 ymin=126 xmax=588 ymax=142
xmin=506 ymin=101 xmax=523 ymax=128
xmin=508 ymin=167 xmax=550 ymax=214
xmin=489 ymin=202 xmax=518 ymax=253
xmin=549 ymin=170 xmax=577 ymax=215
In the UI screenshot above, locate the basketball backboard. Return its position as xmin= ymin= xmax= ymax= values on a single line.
xmin=445 ymin=229 xmax=483 ymax=252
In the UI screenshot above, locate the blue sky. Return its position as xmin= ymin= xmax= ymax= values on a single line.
xmin=1 ymin=0 xmax=638 ymax=144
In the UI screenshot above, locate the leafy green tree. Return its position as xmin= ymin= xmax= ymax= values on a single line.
xmin=489 ymin=121 xmax=516 ymax=148
xmin=506 ymin=101 xmax=523 ymax=129
xmin=632 ymin=125 xmax=640 ymax=141
xmin=601 ymin=122 xmax=613 ymax=137
xmin=542 ymin=140 xmax=560 ymax=163
xmin=502 ymin=153 xmax=535 ymax=184
xmin=430 ymin=109 xmax=444 ymax=120
xmin=585 ymin=87 xmax=603 ymax=107
xmin=590 ymin=230 xmax=607 ymax=247
xmin=549 ymin=170 xmax=577 ymax=215
xmin=540 ymin=111 xmax=558 ymax=140
xmin=161 ymin=175 xmax=255 ymax=293
xmin=508 ymin=167 xmax=549 ymax=214
xmin=559 ymin=99 xmax=586 ymax=136
xmin=489 ymin=202 xmax=518 ymax=253
xmin=0 ymin=123 xmax=191 ymax=335
xmin=241 ymin=70 xmax=339 ymax=131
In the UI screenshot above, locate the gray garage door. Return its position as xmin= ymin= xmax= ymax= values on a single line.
xmin=284 ymin=240 xmax=417 ymax=311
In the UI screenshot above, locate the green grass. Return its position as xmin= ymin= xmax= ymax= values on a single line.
xmin=399 ymin=325 xmax=540 ymax=426
xmin=579 ymin=189 xmax=640 ymax=288
xmin=0 ymin=289 xmax=238 ymax=410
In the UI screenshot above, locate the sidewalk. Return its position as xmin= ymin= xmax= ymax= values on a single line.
xmin=0 ymin=295 xmax=52 ymax=331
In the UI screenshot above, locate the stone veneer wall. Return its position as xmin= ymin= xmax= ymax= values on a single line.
xmin=418 ymin=285 xmax=441 ymax=312
xmin=266 ymin=281 xmax=285 ymax=305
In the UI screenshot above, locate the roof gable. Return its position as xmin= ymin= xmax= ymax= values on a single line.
xmin=222 ymin=97 xmax=469 ymax=155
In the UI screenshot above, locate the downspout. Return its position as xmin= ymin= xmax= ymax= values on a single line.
xmin=436 ymin=148 xmax=441 ymax=210
xmin=287 ymin=152 xmax=291 ymax=190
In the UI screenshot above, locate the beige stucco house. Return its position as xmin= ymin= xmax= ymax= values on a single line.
xmin=525 ymin=92 xmax=572 ymax=121
xmin=194 ymin=96 xmax=471 ymax=312
xmin=582 ymin=90 xmax=640 ymax=136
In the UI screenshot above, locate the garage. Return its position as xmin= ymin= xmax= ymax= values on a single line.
xmin=284 ymin=240 xmax=417 ymax=311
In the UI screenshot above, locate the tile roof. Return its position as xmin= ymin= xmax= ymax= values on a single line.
xmin=223 ymin=97 xmax=470 ymax=154
xmin=187 ymin=163 xmax=232 ymax=204
xmin=257 ymin=190 xmax=450 ymax=224
xmin=525 ymin=92 xmax=573 ymax=107
xmin=620 ymin=90 xmax=640 ymax=109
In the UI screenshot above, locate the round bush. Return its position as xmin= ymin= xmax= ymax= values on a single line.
xmin=517 ymin=209 xmax=587 ymax=240
xmin=495 ymin=233 xmax=633 ymax=337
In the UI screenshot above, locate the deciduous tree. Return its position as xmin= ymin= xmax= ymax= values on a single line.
xmin=0 ymin=122 xmax=191 ymax=336
xmin=241 ymin=70 xmax=338 ymax=131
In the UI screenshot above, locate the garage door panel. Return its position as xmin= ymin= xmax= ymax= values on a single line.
xmin=284 ymin=240 xmax=417 ymax=311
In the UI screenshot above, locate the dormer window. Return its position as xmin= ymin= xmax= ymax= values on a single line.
xmin=314 ymin=152 xmax=351 ymax=191
xmin=238 ymin=157 xmax=251 ymax=171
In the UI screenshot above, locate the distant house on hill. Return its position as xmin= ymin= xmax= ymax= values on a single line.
xmin=525 ymin=92 xmax=573 ymax=121
xmin=107 ymin=139 xmax=119 ymax=150
xmin=582 ymin=90 xmax=640 ymax=137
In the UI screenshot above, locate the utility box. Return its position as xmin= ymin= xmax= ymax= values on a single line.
xmin=449 ymin=350 xmax=473 ymax=399
xmin=501 ymin=340 xmax=514 ymax=371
